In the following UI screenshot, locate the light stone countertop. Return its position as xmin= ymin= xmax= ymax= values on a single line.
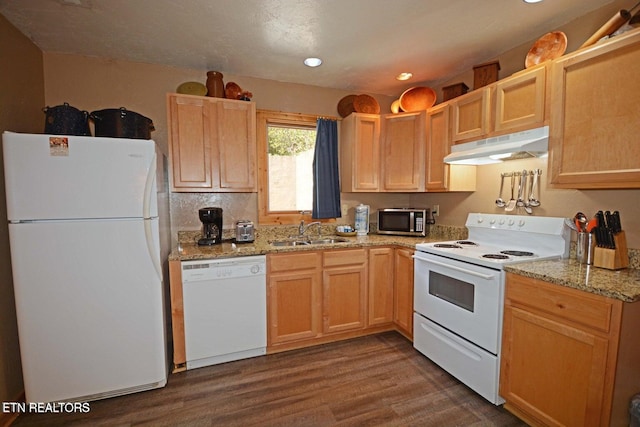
xmin=504 ymin=259 xmax=640 ymax=302
xmin=170 ymin=233 xmax=442 ymax=261
xmin=169 ymin=225 xmax=640 ymax=303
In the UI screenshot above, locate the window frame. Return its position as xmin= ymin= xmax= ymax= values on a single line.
xmin=256 ymin=110 xmax=337 ymax=225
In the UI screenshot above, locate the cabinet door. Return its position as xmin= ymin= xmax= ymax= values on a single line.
xmin=323 ymin=249 xmax=367 ymax=334
xmin=393 ymin=248 xmax=414 ymax=338
xmin=494 ymin=65 xmax=546 ymax=133
xmin=211 ymin=99 xmax=257 ymax=192
xmin=267 ymin=253 xmax=322 ymax=345
xmin=425 ymin=104 xmax=476 ymax=192
xmin=367 ymin=247 xmax=394 ymax=326
xmin=501 ymin=305 xmax=610 ymax=427
xmin=548 ymin=31 xmax=640 ymax=188
xmin=381 ymin=111 xmax=426 ymax=192
xmin=426 ymin=104 xmax=450 ymax=191
xmin=340 ymin=113 xmax=380 ymax=192
xmin=451 ymin=87 xmax=491 ymax=143
xmin=167 ymin=94 xmax=213 ymax=191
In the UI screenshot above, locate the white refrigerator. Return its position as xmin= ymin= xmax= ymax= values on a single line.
xmin=2 ymin=131 xmax=169 ymax=403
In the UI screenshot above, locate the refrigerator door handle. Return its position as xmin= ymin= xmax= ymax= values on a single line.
xmin=144 ymin=219 xmax=162 ymax=281
xmin=143 ymin=152 xmax=157 ymax=219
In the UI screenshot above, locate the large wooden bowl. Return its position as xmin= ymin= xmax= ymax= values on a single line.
xmin=337 ymin=95 xmax=357 ymax=117
xmin=353 ymin=94 xmax=380 ymax=114
xmin=525 ymin=31 xmax=567 ymax=68
xmin=399 ymin=87 xmax=436 ymax=112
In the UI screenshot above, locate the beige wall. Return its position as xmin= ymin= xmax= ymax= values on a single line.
xmin=0 ymin=13 xmax=45 ymax=409
xmin=40 ymin=0 xmax=640 ymax=250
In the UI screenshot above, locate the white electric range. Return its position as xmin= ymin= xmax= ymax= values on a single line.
xmin=413 ymin=213 xmax=570 ymax=404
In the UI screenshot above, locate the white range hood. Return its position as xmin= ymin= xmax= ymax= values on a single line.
xmin=444 ymin=126 xmax=549 ymax=165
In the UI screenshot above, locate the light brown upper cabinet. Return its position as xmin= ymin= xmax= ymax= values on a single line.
xmin=167 ymin=93 xmax=257 ymax=192
xmin=425 ymin=103 xmax=476 ymax=192
xmin=548 ymin=29 xmax=640 ymax=189
xmin=494 ymin=64 xmax=547 ymax=134
xmin=381 ymin=110 xmax=426 ymax=192
xmin=450 ymin=87 xmax=491 ymax=143
xmin=339 ymin=113 xmax=381 ymax=192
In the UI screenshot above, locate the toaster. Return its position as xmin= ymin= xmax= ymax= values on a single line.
xmin=235 ymin=220 xmax=255 ymax=243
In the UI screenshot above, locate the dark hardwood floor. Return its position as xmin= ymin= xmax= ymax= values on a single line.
xmin=13 ymin=332 xmax=526 ymax=426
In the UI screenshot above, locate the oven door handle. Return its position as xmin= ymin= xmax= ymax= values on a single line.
xmin=413 ymin=255 xmax=497 ymax=280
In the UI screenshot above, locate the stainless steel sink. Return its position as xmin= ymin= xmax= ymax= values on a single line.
xmin=270 ymin=236 xmax=350 ymax=247
xmin=308 ymin=237 xmax=349 ymax=245
xmin=270 ymin=240 xmax=310 ymax=247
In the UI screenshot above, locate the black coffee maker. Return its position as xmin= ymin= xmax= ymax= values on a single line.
xmin=198 ymin=207 xmax=223 ymax=246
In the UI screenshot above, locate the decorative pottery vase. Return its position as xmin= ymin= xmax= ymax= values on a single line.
xmin=206 ymin=71 xmax=225 ymax=98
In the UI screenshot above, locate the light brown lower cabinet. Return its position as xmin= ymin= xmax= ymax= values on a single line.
xmin=393 ymin=248 xmax=414 ymax=339
xmin=267 ymin=251 xmax=322 ymax=346
xmin=368 ymin=247 xmax=395 ymax=327
xmin=323 ymin=249 xmax=367 ymax=333
xmin=266 ymin=246 xmax=411 ymax=353
xmin=500 ymin=273 xmax=640 ymax=427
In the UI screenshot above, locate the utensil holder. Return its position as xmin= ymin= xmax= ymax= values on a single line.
xmin=576 ymin=232 xmax=595 ymax=265
xmin=593 ymin=231 xmax=629 ymax=270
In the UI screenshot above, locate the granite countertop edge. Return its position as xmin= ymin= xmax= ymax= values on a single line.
xmin=504 ymin=259 xmax=640 ymax=303
xmin=169 ymin=227 xmax=640 ymax=303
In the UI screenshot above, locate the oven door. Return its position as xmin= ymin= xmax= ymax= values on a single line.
xmin=413 ymin=251 xmax=505 ymax=354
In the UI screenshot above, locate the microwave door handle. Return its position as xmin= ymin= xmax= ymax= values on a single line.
xmin=413 ymin=255 xmax=497 ymax=280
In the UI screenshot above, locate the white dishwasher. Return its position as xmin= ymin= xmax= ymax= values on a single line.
xmin=182 ymin=255 xmax=267 ymax=370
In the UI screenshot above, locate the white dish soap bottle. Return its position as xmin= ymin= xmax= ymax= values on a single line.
xmin=354 ymin=204 xmax=370 ymax=236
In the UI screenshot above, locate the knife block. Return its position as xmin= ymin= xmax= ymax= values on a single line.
xmin=593 ymin=231 xmax=629 ymax=270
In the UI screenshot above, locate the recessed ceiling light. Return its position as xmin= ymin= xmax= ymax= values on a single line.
xmin=396 ymin=72 xmax=413 ymax=81
xmin=304 ymin=57 xmax=322 ymax=67
xmin=523 ymin=0 xmax=543 ymax=3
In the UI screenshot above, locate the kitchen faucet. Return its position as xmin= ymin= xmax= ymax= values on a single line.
xmin=299 ymin=220 xmax=322 ymax=237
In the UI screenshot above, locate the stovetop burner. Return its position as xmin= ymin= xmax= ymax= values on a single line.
xmin=482 ymin=254 xmax=510 ymax=260
xmin=500 ymin=250 xmax=534 ymax=257
xmin=415 ymin=214 xmax=570 ymax=269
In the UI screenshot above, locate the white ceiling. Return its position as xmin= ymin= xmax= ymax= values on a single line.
xmin=0 ymin=0 xmax=614 ymax=96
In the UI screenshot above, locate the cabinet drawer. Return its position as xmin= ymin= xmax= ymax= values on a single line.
xmin=506 ymin=273 xmax=618 ymax=334
xmin=324 ymin=249 xmax=367 ymax=267
xmin=268 ymin=252 xmax=320 ymax=273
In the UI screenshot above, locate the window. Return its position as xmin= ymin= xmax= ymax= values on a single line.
xmin=257 ymin=110 xmax=327 ymax=225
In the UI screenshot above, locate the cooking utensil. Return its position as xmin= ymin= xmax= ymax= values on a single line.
xmin=43 ymin=103 xmax=91 ymax=136
xmin=337 ymin=95 xmax=357 ymax=118
xmin=353 ymin=94 xmax=380 ymax=114
xmin=528 ymin=169 xmax=541 ymax=207
xmin=495 ymin=173 xmax=506 ymax=207
xmin=505 ymin=174 xmax=516 ymax=212
xmin=516 ymin=171 xmax=527 ymax=208
xmin=177 ymin=81 xmax=207 ymax=96
xmin=575 ymin=212 xmax=588 ymax=233
xmin=580 ymin=9 xmax=632 ymax=48
xmin=390 ymin=99 xmax=402 ymax=114
xmin=525 ymin=31 xmax=568 ymax=68
xmin=611 ymin=211 xmax=622 ymax=233
xmin=398 ymin=86 xmax=436 ymax=112
xmin=90 ymin=107 xmax=155 ymax=139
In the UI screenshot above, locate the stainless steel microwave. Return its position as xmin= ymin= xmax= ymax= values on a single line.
xmin=377 ymin=208 xmax=428 ymax=237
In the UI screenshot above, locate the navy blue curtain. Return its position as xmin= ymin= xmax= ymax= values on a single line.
xmin=312 ymin=118 xmax=341 ymax=219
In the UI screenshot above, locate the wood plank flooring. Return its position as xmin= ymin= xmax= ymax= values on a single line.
xmin=12 ymin=332 xmax=526 ymax=426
